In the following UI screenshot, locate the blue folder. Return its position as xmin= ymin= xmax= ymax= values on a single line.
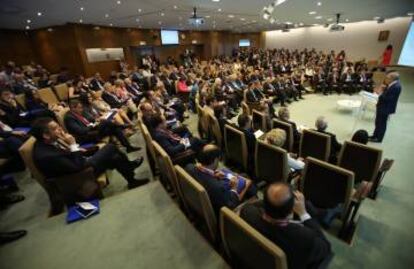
xmin=13 ymin=127 xmax=31 ymax=133
xmin=66 ymin=199 xmax=100 ymax=224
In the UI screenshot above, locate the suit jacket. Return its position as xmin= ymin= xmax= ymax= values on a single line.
xmin=64 ymin=111 xmax=94 ymax=137
xmin=0 ymin=101 xmax=27 ymax=127
xmin=240 ymin=202 xmax=333 ymax=269
xmin=377 ymin=81 xmax=401 ymax=115
xmin=102 ymin=91 xmax=124 ymax=109
xmin=316 ymin=129 xmax=342 ymax=157
xmin=153 ymin=128 xmax=185 ymax=157
xmin=246 ymin=88 xmax=264 ymax=103
xmin=185 ymin=163 xmax=239 ymax=214
xmin=33 ymin=140 xmax=87 ymax=178
xmin=89 ymin=79 xmax=105 ymax=91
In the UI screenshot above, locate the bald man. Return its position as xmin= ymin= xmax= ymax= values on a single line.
xmin=240 ymin=183 xmax=332 ymax=269
xmin=370 ymin=71 xmax=402 ymax=143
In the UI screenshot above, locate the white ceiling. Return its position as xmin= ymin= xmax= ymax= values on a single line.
xmin=0 ymin=0 xmax=413 ymax=32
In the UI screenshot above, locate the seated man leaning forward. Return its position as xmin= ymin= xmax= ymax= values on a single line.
xmin=31 ymin=117 xmax=149 ymax=190
xmin=240 ymin=183 xmax=333 ymax=269
xmin=185 ymin=144 xmax=257 ymax=214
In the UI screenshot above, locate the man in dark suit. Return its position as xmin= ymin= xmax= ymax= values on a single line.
xmin=89 ymin=73 xmax=105 ymax=91
xmin=31 ymin=118 xmax=148 ymax=189
xmin=315 ymin=116 xmax=342 ymax=163
xmin=185 ymin=145 xmax=257 ymax=214
xmin=240 ymin=183 xmax=333 ymax=269
xmin=370 ymin=71 xmax=401 ymax=143
xmin=64 ymin=100 xmax=140 ymax=153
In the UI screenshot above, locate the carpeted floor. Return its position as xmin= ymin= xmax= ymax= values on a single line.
xmin=1 ymin=67 xmax=413 ymax=268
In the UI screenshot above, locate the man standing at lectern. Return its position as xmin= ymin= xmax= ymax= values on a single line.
xmin=369 ymin=71 xmax=401 ymax=143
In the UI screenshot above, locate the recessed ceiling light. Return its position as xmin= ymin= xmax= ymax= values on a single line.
xmin=25 ymin=25 xmax=30 ymax=30
xmin=158 ymin=21 xmax=162 ymax=25
xmin=37 ymin=12 xmax=42 ymax=16
xmin=173 ymin=5 xmax=177 ymax=9
xmin=315 ymin=16 xmax=322 ymax=19
xmin=161 ymin=12 xmax=164 ymax=16
xmin=309 ymin=11 xmax=317 ymax=15
xmin=105 ymin=14 xmax=109 ymax=18
xmin=136 ymin=18 xmax=140 ymax=22
xmin=327 ymin=18 xmax=333 ymax=22
xmin=138 ymin=9 xmax=142 ymax=12
xmin=228 ymin=14 xmax=234 ymax=18
xmin=109 ymin=23 xmax=113 ymax=26
xmin=285 ymin=21 xmax=292 ymax=25
xmin=212 ymin=0 xmax=220 ymax=2
xmin=240 ymin=18 xmax=245 ymax=21
xmin=80 ymin=7 xmax=84 ymax=11
xmin=218 ymin=8 xmax=222 ymax=12
xmin=116 ymin=0 xmax=121 ymax=4
xmin=47 ymin=28 xmax=53 ymax=32
xmin=317 ymin=2 xmax=322 ymax=6
xmin=79 ymin=19 xmax=83 ymax=23
xmin=26 ymin=19 xmax=31 ymax=23
xmin=345 ymin=19 xmax=349 ymax=22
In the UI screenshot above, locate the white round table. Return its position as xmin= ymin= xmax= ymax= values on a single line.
xmin=336 ymin=99 xmax=362 ymax=112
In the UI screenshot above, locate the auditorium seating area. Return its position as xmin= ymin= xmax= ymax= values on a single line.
xmin=1 ymin=1 xmax=414 ymax=268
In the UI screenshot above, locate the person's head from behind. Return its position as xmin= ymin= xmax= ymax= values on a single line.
xmin=31 ymin=117 xmax=63 ymax=143
xmin=264 ymin=182 xmax=295 ymax=220
xmin=237 ymin=114 xmax=251 ymax=130
xmin=103 ymin=82 xmax=114 ymax=93
xmin=315 ymin=116 xmax=328 ymax=132
xmin=0 ymin=88 xmax=14 ymax=103
xmin=69 ymin=99 xmax=84 ymax=114
xmin=197 ymin=144 xmax=222 ymax=170
xmin=352 ymin=129 xmax=369 ymax=145
xmin=140 ymin=102 xmax=154 ymax=114
xmin=278 ymin=107 xmax=290 ymax=121
xmin=265 ymin=128 xmax=286 ymax=148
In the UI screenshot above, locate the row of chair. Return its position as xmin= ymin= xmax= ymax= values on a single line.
xmin=15 ymin=83 xmax=70 ymax=110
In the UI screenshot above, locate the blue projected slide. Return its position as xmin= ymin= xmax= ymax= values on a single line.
xmin=161 ymin=30 xmax=179 ymax=45
xmin=398 ymin=22 xmax=414 ymax=67
xmin=239 ymin=39 xmax=251 ymax=47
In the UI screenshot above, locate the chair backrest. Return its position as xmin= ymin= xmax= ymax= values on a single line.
xmin=175 ymin=165 xmax=217 ymax=243
xmin=152 ymin=140 xmax=181 ymax=198
xmin=300 ymin=129 xmax=331 ymax=162
xmin=220 ymin=207 xmax=288 ymax=269
xmin=272 ymin=119 xmax=293 ymax=152
xmin=55 ymin=107 xmax=70 ymax=132
xmin=37 ymin=87 xmax=60 ymax=105
xmin=224 ymin=125 xmax=248 ymax=171
xmin=141 ymin=123 xmax=157 ymax=165
xmin=300 ymin=157 xmax=354 ymax=220
xmin=241 ymin=101 xmax=250 ymax=115
xmin=54 ymin=83 xmax=69 ymax=101
xmin=208 ymin=114 xmax=223 ymax=148
xmin=252 ymin=109 xmax=267 ymax=132
xmin=197 ymin=104 xmax=209 ymax=137
xmin=18 ymin=136 xmax=46 ymax=184
xmin=15 ymin=94 xmax=27 ymax=110
xmin=338 ymin=141 xmax=382 ymax=184
xmin=255 ymin=140 xmax=289 ymax=184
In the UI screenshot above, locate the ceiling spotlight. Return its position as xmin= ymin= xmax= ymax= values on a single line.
xmin=218 ymin=8 xmax=222 ymax=12
xmin=158 ymin=21 xmax=162 ymax=25
xmin=138 ymin=9 xmax=142 ymax=12
xmin=345 ymin=19 xmax=349 ymax=22
xmin=47 ymin=28 xmax=53 ymax=32
xmin=309 ymin=11 xmax=317 ymax=15
xmin=161 ymin=12 xmax=165 ymax=16
xmin=212 ymin=0 xmax=220 ymax=2
xmin=26 ymin=19 xmax=31 ymax=23
xmin=269 ymin=17 xmax=276 ymax=24
xmin=228 ymin=14 xmax=234 ymax=18
xmin=136 ymin=18 xmax=140 ymax=22
xmin=240 ymin=18 xmax=245 ymax=21
xmin=263 ymin=13 xmax=270 ymax=20
xmin=116 ymin=0 xmax=121 ymax=4
xmin=79 ymin=19 xmax=83 ymax=23
xmin=25 ymin=25 xmax=30 ymax=30
xmin=173 ymin=5 xmax=177 ymax=9
xmin=109 ymin=23 xmax=113 ymax=26
xmin=37 ymin=12 xmax=42 ymax=16
xmin=317 ymin=2 xmax=322 ymax=6
xmin=105 ymin=14 xmax=109 ymax=18
xmin=315 ymin=16 xmax=322 ymax=19
xmin=80 ymin=7 xmax=84 ymax=11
